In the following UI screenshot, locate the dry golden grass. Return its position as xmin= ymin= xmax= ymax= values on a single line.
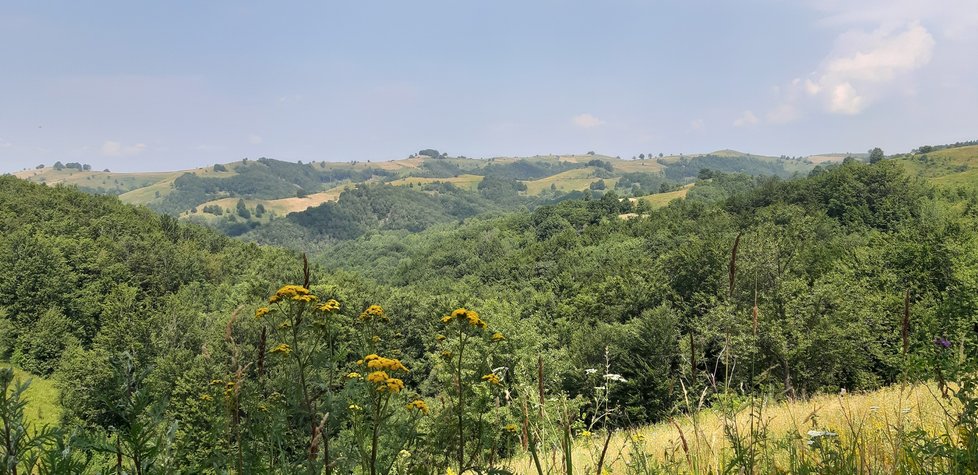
xmin=633 ymin=184 xmax=694 ymax=209
xmin=806 ymin=154 xmax=851 ymax=164
xmin=610 ymin=159 xmax=665 ymax=173
xmin=504 ymin=384 xmax=956 ymax=474
xmin=184 ymin=185 xmax=346 ymax=220
xmin=521 ymin=169 xmax=620 ymax=195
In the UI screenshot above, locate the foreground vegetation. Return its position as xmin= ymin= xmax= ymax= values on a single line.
xmin=506 ymin=384 xmax=960 ymax=473
xmin=3 ymin=148 xmax=978 ymax=472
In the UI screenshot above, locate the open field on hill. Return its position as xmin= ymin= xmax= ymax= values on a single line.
xmin=522 ymin=168 xmax=615 ymax=194
xmin=184 ymin=184 xmax=348 ymax=220
xmin=14 ymin=168 xmax=180 ymax=195
xmin=388 ymin=174 xmax=485 ymax=191
xmin=895 ymin=145 xmax=978 ymax=189
xmin=0 ymin=362 xmax=60 ymax=426
xmin=634 ymin=183 xmax=694 ymax=208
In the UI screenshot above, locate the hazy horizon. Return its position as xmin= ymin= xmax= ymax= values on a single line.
xmin=2 ymin=0 xmax=976 ymax=173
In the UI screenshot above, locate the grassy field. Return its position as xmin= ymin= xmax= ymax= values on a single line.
xmin=14 ymin=168 xmax=180 ymax=196
xmin=387 ymin=174 xmax=485 ymax=192
xmin=522 ymin=168 xmax=618 ymax=195
xmin=893 ymin=145 xmax=978 ymax=189
xmin=633 ymin=184 xmax=694 ymax=208
xmin=184 ymin=184 xmax=348 ymax=221
xmin=505 ymin=384 xmax=954 ymax=474
xmin=0 ymin=362 xmax=60 ymax=426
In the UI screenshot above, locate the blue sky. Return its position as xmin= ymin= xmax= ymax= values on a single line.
xmin=2 ymin=0 xmax=976 ymax=172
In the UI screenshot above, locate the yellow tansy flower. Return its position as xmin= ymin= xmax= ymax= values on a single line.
xmin=360 ymin=304 xmax=386 ymax=321
xmin=255 ymin=307 xmax=270 ymax=319
xmin=381 ymin=377 xmax=405 ymax=393
xmin=366 ymin=371 xmax=390 ymax=384
xmin=366 ymin=356 xmax=409 ymax=373
xmin=318 ymin=299 xmax=340 ymax=313
xmin=269 ymin=343 xmax=291 ymax=355
xmin=406 ymin=399 xmax=429 ymax=414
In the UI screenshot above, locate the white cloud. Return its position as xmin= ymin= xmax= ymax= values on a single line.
xmin=572 ymin=113 xmax=605 ymax=128
xmin=248 ymin=134 xmax=264 ymax=145
xmin=770 ymin=21 xmax=935 ymax=119
xmin=100 ymin=140 xmax=146 ymax=157
xmin=733 ymin=110 xmax=759 ymax=127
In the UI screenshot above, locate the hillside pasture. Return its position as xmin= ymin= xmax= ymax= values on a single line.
xmin=387 ymin=174 xmax=485 ymax=192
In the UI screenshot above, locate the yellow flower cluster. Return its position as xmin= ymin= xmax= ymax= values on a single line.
xmin=367 ymin=370 xmax=405 ymax=393
xmin=366 ymin=371 xmax=389 ymax=384
xmin=270 ymin=343 xmax=291 ymax=355
xmin=406 ymin=399 xmax=429 ymax=414
xmin=199 ymin=394 xmax=213 ymax=401
xmin=224 ymin=381 xmax=236 ymax=397
xmin=349 ymin=404 xmax=362 ymax=412
xmin=481 ymin=373 xmax=501 ymax=385
xmin=318 ymin=299 xmax=340 ymax=313
xmin=381 ymin=378 xmax=405 ymax=393
xmin=503 ymin=423 xmax=519 ymax=433
xmin=359 ymin=304 xmax=386 ymax=321
xmin=269 ymin=284 xmax=314 ymax=303
xmin=363 ymin=354 xmax=409 ymax=372
xmin=255 ymin=307 xmax=270 ymax=319
xmin=440 ymin=308 xmax=486 ymax=329
xmin=346 ymin=372 xmax=361 ymax=379
xmin=491 ymin=332 xmax=505 ymax=342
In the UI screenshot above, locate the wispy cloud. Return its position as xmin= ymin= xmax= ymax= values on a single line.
xmin=733 ymin=110 xmax=759 ymax=127
xmin=248 ymin=134 xmax=264 ymax=145
xmin=100 ymin=140 xmax=146 ymax=157
xmin=572 ymin=113 xmax=605 ymax=128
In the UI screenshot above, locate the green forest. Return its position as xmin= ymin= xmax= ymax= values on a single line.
xmin=3 ymin=149 xmax=978 ymax=473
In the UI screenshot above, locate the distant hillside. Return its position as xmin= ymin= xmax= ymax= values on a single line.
xmin=12 ymin=150 xmax=822 ymax=237
xmin=890 ymin=143 xmax=978 ymax=189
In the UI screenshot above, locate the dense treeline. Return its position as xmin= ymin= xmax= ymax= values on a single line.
xmin=322 ymin=161 xmax=975 ymax=419
xmin=245 ymin=182 xmax=521 ymax=244
xmin=0 ymin=175 xmax=300 ymax=406
xmin=2 ymin=159 xmax=978 ymax=472
xmin=151 ymin=158 xmax=391 ymax=215
xmin=661 ymin=154 xmax=801 ymax=180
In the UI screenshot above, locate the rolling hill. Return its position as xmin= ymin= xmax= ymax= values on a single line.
xmin=11 ymin=150 xmax=822 ymax=218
